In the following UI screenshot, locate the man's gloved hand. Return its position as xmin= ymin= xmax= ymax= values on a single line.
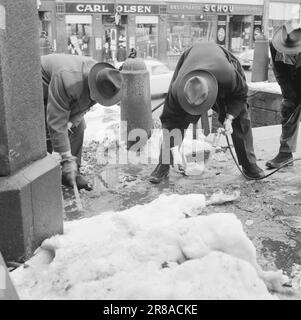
xmin=223 ymin=114 xmax=234 ymax=136
xmin=60 ymin=155 xmax=78 ymax=188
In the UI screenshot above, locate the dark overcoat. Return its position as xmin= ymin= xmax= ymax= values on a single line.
xmin=160 ymin=42 xmax=249 ymax=131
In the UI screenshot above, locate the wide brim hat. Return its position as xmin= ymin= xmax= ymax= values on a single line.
xmin=177 ymin=70 xmax=218 ymax=116
xmin=88 ymin=62 xmax=122 ymax=106
xmin=272 ymin=23 xmax=301 ymax=55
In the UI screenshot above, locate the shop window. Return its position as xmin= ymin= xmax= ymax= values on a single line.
xmin=102 ymin=15 xmax=128 ymax=63
xmin=136 ymin=16 xmax=159 ymax=59
xmin=56 ymin=2 xmax=66 ymax=14
xmin=66 ymin=15 xmax=92 ymax=57
xmin=167 ymin=14 xmax=216 ymax=56
xmin=229 ymin=15 xmax=252 ymax=53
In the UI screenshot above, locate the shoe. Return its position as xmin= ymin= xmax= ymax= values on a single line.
xmin=62 ymin=174 xmax=93 ymax=191
xmin=265 ymin=152 xmax=293 ymax=169
xmin=242 ymin=163 xmax=265 ymax=180
xmin=76 ymin=175 xmax=93 ymax=191
xmin=149 ymin=164 xmax=170 ymax=184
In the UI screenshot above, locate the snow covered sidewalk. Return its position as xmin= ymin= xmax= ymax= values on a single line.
xmin=11 ymin=193 xmax=287 ymax=300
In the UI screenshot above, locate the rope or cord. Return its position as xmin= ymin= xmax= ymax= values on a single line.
xmin=225 ymin=135 xmax=301 ymax=180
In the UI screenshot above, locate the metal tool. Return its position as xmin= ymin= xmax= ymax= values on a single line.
xmin=71 ymin=174 xmax=83 ymax=212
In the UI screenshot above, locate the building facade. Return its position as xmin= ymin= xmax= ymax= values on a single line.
xmin=38 ymin=0 xmax=264 ymax=65
xmin=267 ymin=0 xmax=301 ymax=39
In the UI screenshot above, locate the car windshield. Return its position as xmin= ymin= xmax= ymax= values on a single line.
xmin=151 ymin=64 xmax=170 ymax=75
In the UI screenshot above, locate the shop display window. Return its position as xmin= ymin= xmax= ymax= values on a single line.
xmin=229 ymin=15 xmax=252 ymax=53
xmin=167 ymin=14 xmax=216 ymax=56
xmin=66 ymin=15 xmax=92 ymax=56
xmin=136 ymin=16 xmax=159 ymax=59
xmin=102 ymin=15 xmax=128 ymax=63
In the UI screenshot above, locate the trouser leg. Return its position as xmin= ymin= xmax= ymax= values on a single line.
xmin=69 ymin=118 xmax=86 ymax=167
xmin=221 ymin=105 xmax=257 ymax=168
xmin=279 ymin=103 xmax=301 ymax=153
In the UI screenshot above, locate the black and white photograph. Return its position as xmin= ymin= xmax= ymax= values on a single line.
xmin=1 ymin=0 xmax=301 ymax=307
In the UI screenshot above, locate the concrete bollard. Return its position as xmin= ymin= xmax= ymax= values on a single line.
xmin=251 ymin=35 xmax=270 ymax=82
xmin=120 ymin=58 xmax=153 ymax=149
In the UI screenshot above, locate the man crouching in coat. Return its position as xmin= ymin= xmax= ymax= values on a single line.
xmin=149 ymin=42 xmax=264 ymax=183
xmin=42 ymin=54 xmax=122 ymax=190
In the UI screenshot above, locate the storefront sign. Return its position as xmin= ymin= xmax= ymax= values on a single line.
xmin=217 ymin=15 xmax=227 ymax=46
xmin=116 ymin=4 xmax=159 ymax=15
xmin=65 ymin=3 xmax=115 ymax=14
xmin=168 ymin=2 xmax=263 ymax=15
xmin=64 ymin=3 xmax=160 ymax=15
xmin=204 ymin=4 xmax=234 ymax=13
xmin=168 ymin=3 xmax=202 ymax=13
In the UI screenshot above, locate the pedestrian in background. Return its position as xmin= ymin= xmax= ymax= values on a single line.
xmin=39 ymin=31 xmax=53 ymax=56
xmin=266 ymin=20 xmax=301 ymax=169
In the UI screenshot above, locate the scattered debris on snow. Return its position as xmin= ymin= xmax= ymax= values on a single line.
xmin=206 ymin=190 xmax=240 ymax=206
xmin=245 ymin=220 xmax=254 ymax=226
xmin=11 ymin=194 xmax=288 ymax=300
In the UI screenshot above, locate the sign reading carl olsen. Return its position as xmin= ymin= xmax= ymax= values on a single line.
xmin=65 ymin=3 xmax=160 ymax=15
xmin=65 ymin=3 xmax=114 ymax=13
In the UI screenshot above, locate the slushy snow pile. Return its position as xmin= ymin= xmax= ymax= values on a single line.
xmin=83 ymin=105 xmax=213 ymax=171
xmin=11 ymin=193 xmax=287 ymax=300
xmin=247 ymin=81 xmax=281 ymax=95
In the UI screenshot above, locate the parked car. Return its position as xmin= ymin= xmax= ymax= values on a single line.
xmin=235 ymin=49 xmax=254 ymax=70
xmin=116 ymin=59 xmax=173 ymax=97
xmin=235 ymin=48 xmax=271 ymax=71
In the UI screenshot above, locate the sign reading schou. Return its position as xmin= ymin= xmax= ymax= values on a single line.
xmin=204 ymin=4 xmax=234 ymax=13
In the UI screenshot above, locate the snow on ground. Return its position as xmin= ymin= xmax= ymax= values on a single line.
xmin=247 ymin=81 xmax=281 ymax=95
xmin=83 ymin=104 xmax=213 ymax=171
xmin=11 ymin=193 xmax=287 ymax=300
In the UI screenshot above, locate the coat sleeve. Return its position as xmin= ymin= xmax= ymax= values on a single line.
xmin=226 ymin=98 xmax=248 ymax=119
xmin=160 ymin=47 xmax=194 ymax=128
xmin=219 ymin=46 xmax=248 ymax=118
xmin=226 ymin=80 xmax=248 ymax=118
xmin=269 ymin=41 xmax=298 ymax=103
xmin=46 ymin=73 xmax=72 ymax=153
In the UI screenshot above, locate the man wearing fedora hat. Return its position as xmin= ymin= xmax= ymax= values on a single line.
xmin=150 ymin=42 xmax=264 ymax=183
xmin=266 ymin=20 xmax=301 ymax=169
xmin=42 ymin=53 xmax=122 ymax=190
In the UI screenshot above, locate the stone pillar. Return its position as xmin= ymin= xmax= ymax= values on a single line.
xmin=0 ymin=0 xmax=63 ymax=262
